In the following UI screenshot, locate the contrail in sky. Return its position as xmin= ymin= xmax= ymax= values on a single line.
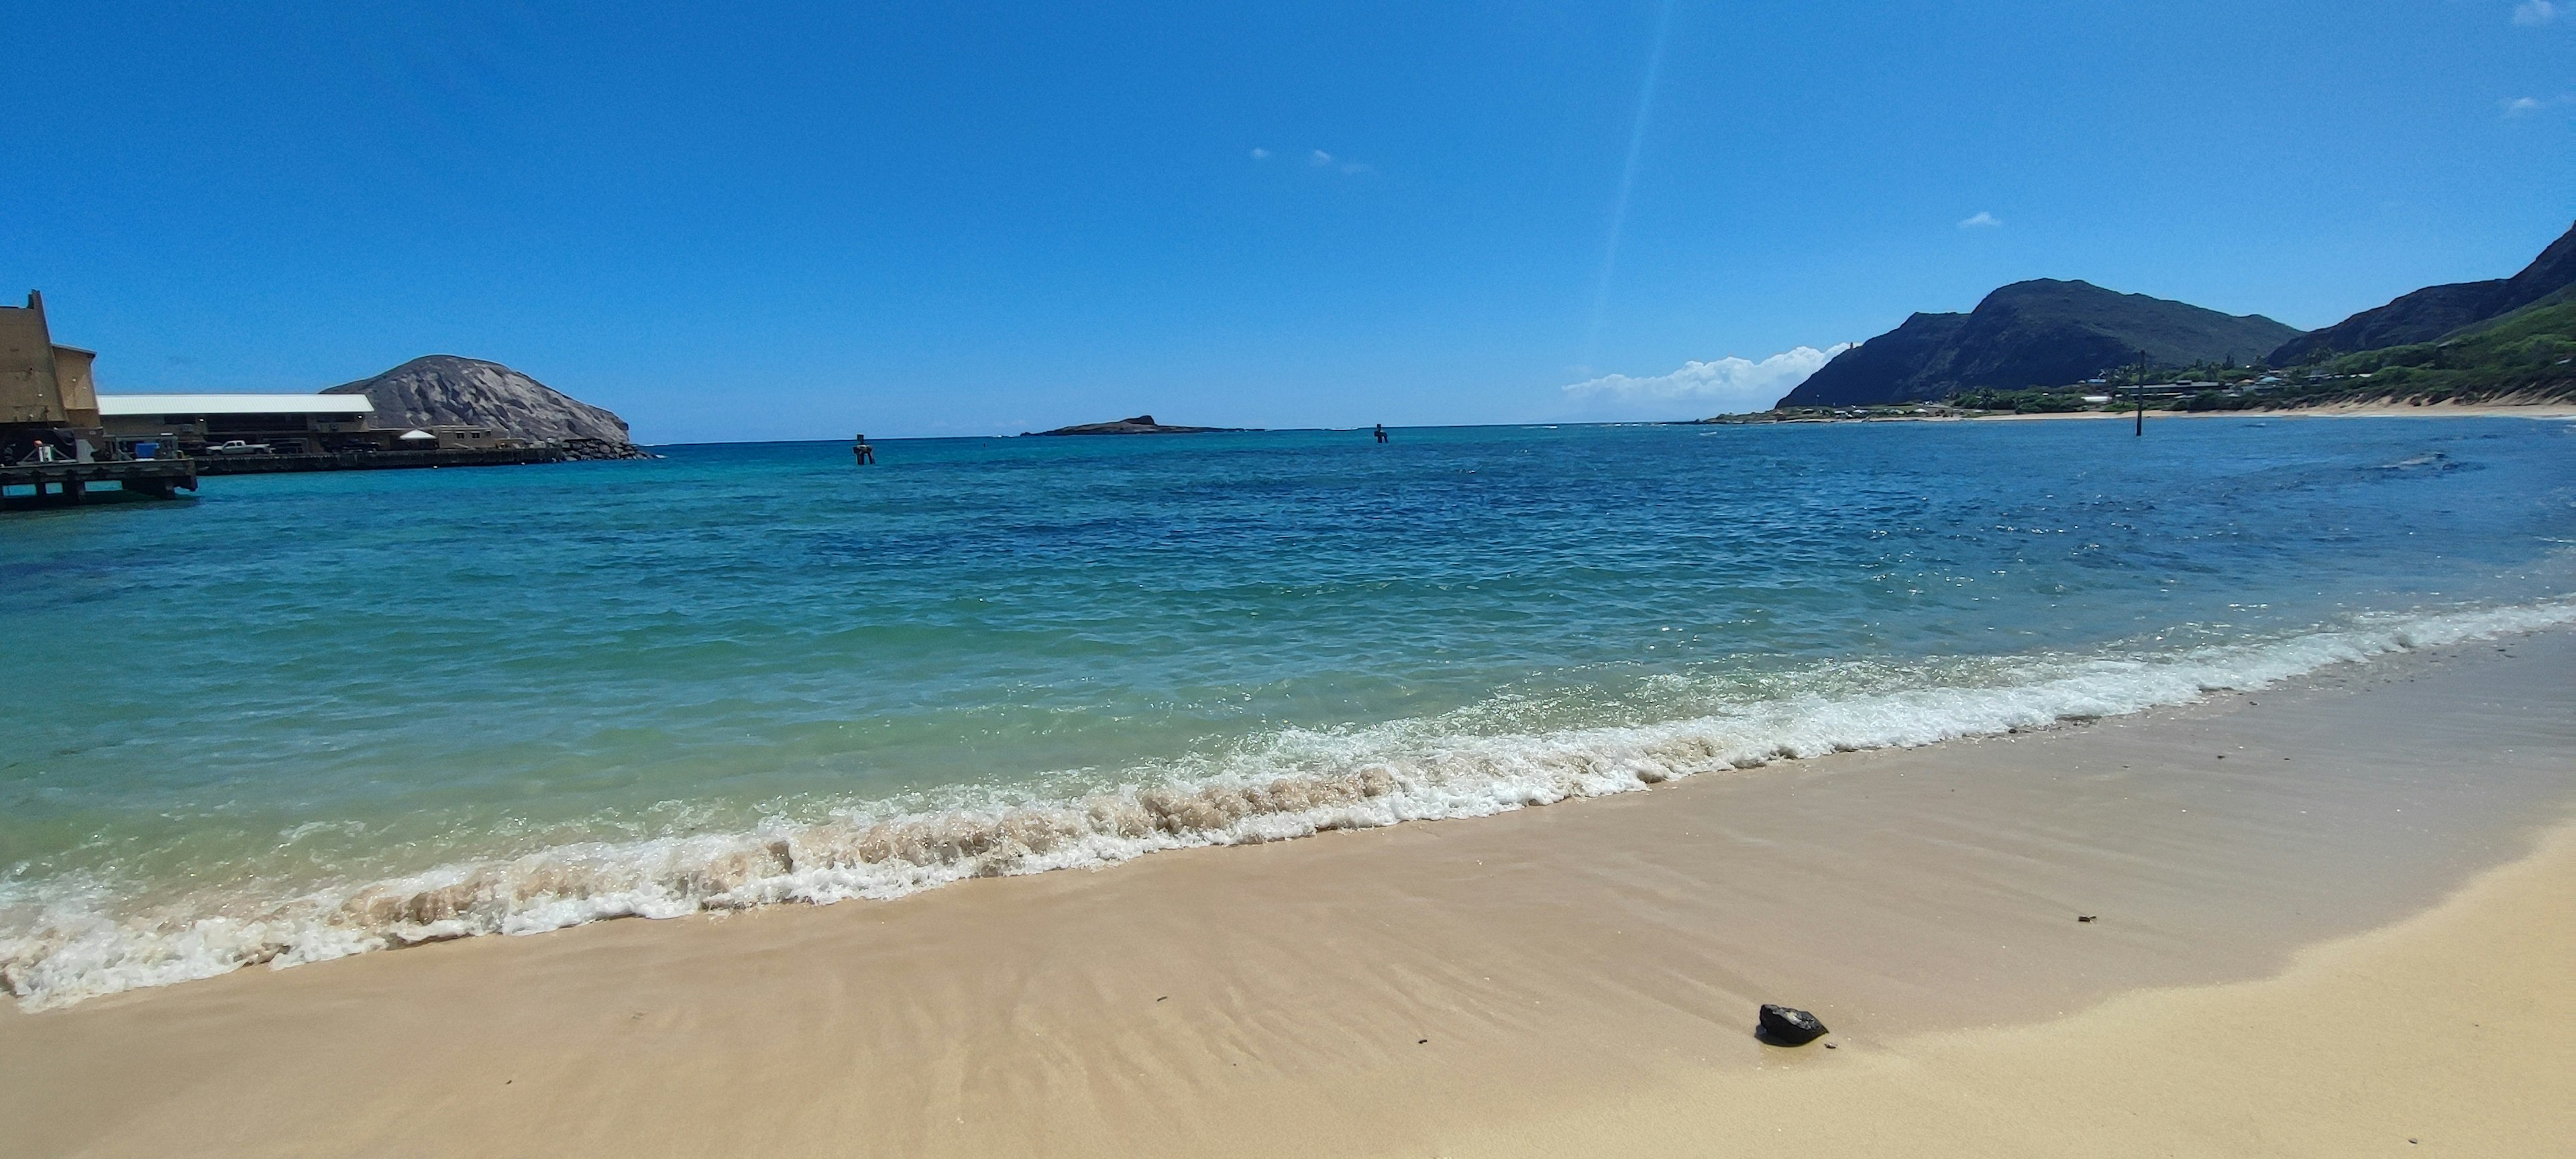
xmin=1582 ymin=0 xmax=1680 ymax=369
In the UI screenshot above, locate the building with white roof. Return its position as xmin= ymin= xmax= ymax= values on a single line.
xmin=96 ymin=392 xmax=379 ymax=455
xmin=96 ymin=394 xmax=376 ymax=419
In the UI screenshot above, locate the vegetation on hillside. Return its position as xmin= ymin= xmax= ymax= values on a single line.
xmin=1947 ymin=387 xmax=2094 ymax=413
xmin=2270 ymin=220 xmax=2576 ymax=365
xmin=2290 ymin=288 xmax=2576 ymax=404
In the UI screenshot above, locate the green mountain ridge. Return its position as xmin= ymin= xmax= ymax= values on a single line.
xmin=2270 ymin=221 xmax=2576 ymax=366
xmin=1760 ymin=220 xmax=2576 ymax=414
xmin=2296 ymin=284 xmax=2576 ymax=404
xmin=1774 ymin=280 xmax=2300 ymax=408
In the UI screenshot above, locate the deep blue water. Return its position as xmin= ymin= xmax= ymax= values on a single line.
xmin=5 ymin=417 xmax=2574 ymax=1005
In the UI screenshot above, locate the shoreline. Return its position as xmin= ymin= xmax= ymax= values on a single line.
xmin=1688 ymin=400 xmax=2576 ymax=425
xmin=1974 ymin=399 xmax=2576 ymax=421
xmin=9 ymin=599 xmax=2569 ymax=1011
xmin=3 ymin=628 xmax=2572 ymax=1155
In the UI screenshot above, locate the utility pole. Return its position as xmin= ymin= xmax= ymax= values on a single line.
xmin=2134 ymin=349 xmax=2148 ymax=437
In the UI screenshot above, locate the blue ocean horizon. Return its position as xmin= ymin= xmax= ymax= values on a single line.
xmin=6 ymin=417 xmax=2575 ymax=1007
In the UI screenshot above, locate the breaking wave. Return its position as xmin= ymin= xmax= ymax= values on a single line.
xmin=5 ymin=598 xmax=2572 ymax=1009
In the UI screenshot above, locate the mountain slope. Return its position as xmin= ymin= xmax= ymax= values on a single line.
xmin=1777 ymin=280 xmax=2301 ymax=407
xmin=325 ymin=356 xmax=641 ymax=449
xmin=2298 ymin=283 xmax=2576 ymax=402
xmin=2271 ymin=221 xmax=2576 ymax=365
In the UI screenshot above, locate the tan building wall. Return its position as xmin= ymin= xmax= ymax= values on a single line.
xmin=0 ymin=291 xmax=67 ymax=426
xmin=52 ymin=345 xmax=100 ymax=427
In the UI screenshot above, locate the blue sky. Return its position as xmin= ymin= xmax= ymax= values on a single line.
xmin=5 ymin=1 xmax=2571 ymax=439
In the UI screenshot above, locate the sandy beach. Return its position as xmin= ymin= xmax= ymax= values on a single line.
xmin=1970 ymin=400 xmax=2576 ymax=421
xmin=1713 ymin=400 xmax=2576 ymax=426
xmin=13 ymin=7 xmax=2573 ymax=1158
xmin=4 ymin=631 xmax=2571 ymax=1157
xmin=1442 ymin=803 xmax=2576 ymax=1158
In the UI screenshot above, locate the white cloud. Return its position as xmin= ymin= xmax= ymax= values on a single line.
xmin=1562 ymin=344 xmax=1853 ymax=417
xmin=2505 ymin=96 xmax=2546 ymax=113
xmin=1250 ymin=147 xmax=1270 ymax=160
xmin=1274 ymin=148 xmax=1372 ymax=176
xmin=1958 ymin=211 xmax=2002 ymax=229
xmin=2513 ymin=1 xmax=2558 ymax=25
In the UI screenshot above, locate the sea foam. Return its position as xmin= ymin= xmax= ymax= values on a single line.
xmin=4 ymin=598 xmax=2571 ymax=1009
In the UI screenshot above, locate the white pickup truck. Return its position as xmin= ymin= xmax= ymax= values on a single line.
xmin=207 ymin=440 xmax=274 ymax=455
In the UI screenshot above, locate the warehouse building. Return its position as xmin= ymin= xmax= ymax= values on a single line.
xmin=97 ymin=394 xmax=380 ymax=456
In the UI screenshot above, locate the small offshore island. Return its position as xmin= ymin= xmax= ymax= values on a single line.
xmin=1022 ymin=413 xmax=1256 ymax=435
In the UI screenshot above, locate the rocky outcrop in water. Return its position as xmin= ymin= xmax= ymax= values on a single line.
xmin=326 ymin=355 xmax=649 ymax=457
xmin=1023 ymin=414 xmax=1250 ymax=435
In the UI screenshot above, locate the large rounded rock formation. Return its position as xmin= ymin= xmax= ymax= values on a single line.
xmin=326 ymin=355 xmax=647 ymax=456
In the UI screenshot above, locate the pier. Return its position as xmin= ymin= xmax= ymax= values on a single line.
xmin=2 ymin=447 xmax=598 ymax=511
xmin=0 ymin=458 xmax=198 ymax=509
xmin=190 ymin=445 xmax=567 ymax=476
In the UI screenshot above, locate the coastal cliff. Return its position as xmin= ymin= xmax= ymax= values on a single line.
xmin=1777 ymin=280 xmax=2301 ymax=407
xmin=326 ymin=355 xmax=648 ymax=457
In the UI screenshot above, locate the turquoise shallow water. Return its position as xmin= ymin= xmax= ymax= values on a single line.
xmin=5 ymin=417 xmax=2576 ymax=1005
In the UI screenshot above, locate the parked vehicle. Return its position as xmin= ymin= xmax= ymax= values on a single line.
xmin=207 ymin=440 xmax=274 ymax=455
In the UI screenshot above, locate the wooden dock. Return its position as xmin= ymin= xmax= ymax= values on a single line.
xmin=190 ymin=446 xmax=567 ymax=476
xmin=0 ymin=459 xmax=199 ymax=508
xmin=2 ymin=446 xmax=598 ymax=511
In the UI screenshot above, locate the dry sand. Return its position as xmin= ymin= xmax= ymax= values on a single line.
xmin=1446 ymin=812 xmax=2576 ymax=1158
xmin=3 ymin=633 xmax=2571 ymax=1158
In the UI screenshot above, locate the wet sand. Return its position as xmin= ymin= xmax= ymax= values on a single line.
xmin=3 ymin=632 xmax=2571 ymax=1158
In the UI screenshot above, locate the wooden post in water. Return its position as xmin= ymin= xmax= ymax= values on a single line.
xmin=2134 ymin=349 xmax=2147 ymax=437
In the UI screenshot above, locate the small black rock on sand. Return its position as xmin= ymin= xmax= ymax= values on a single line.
xmin=1758 ymin=1003 xmax=1828 ymax=1045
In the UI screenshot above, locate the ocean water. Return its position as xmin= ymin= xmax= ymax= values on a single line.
xmin=5 ymin=417 xmax=2575 ymax=1007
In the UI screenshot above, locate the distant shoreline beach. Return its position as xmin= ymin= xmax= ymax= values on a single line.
xmin=1976 ymin=400 xmax=2576 ymax=421
xmin=1689 ymin=399 xmax=2576 ymax=426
